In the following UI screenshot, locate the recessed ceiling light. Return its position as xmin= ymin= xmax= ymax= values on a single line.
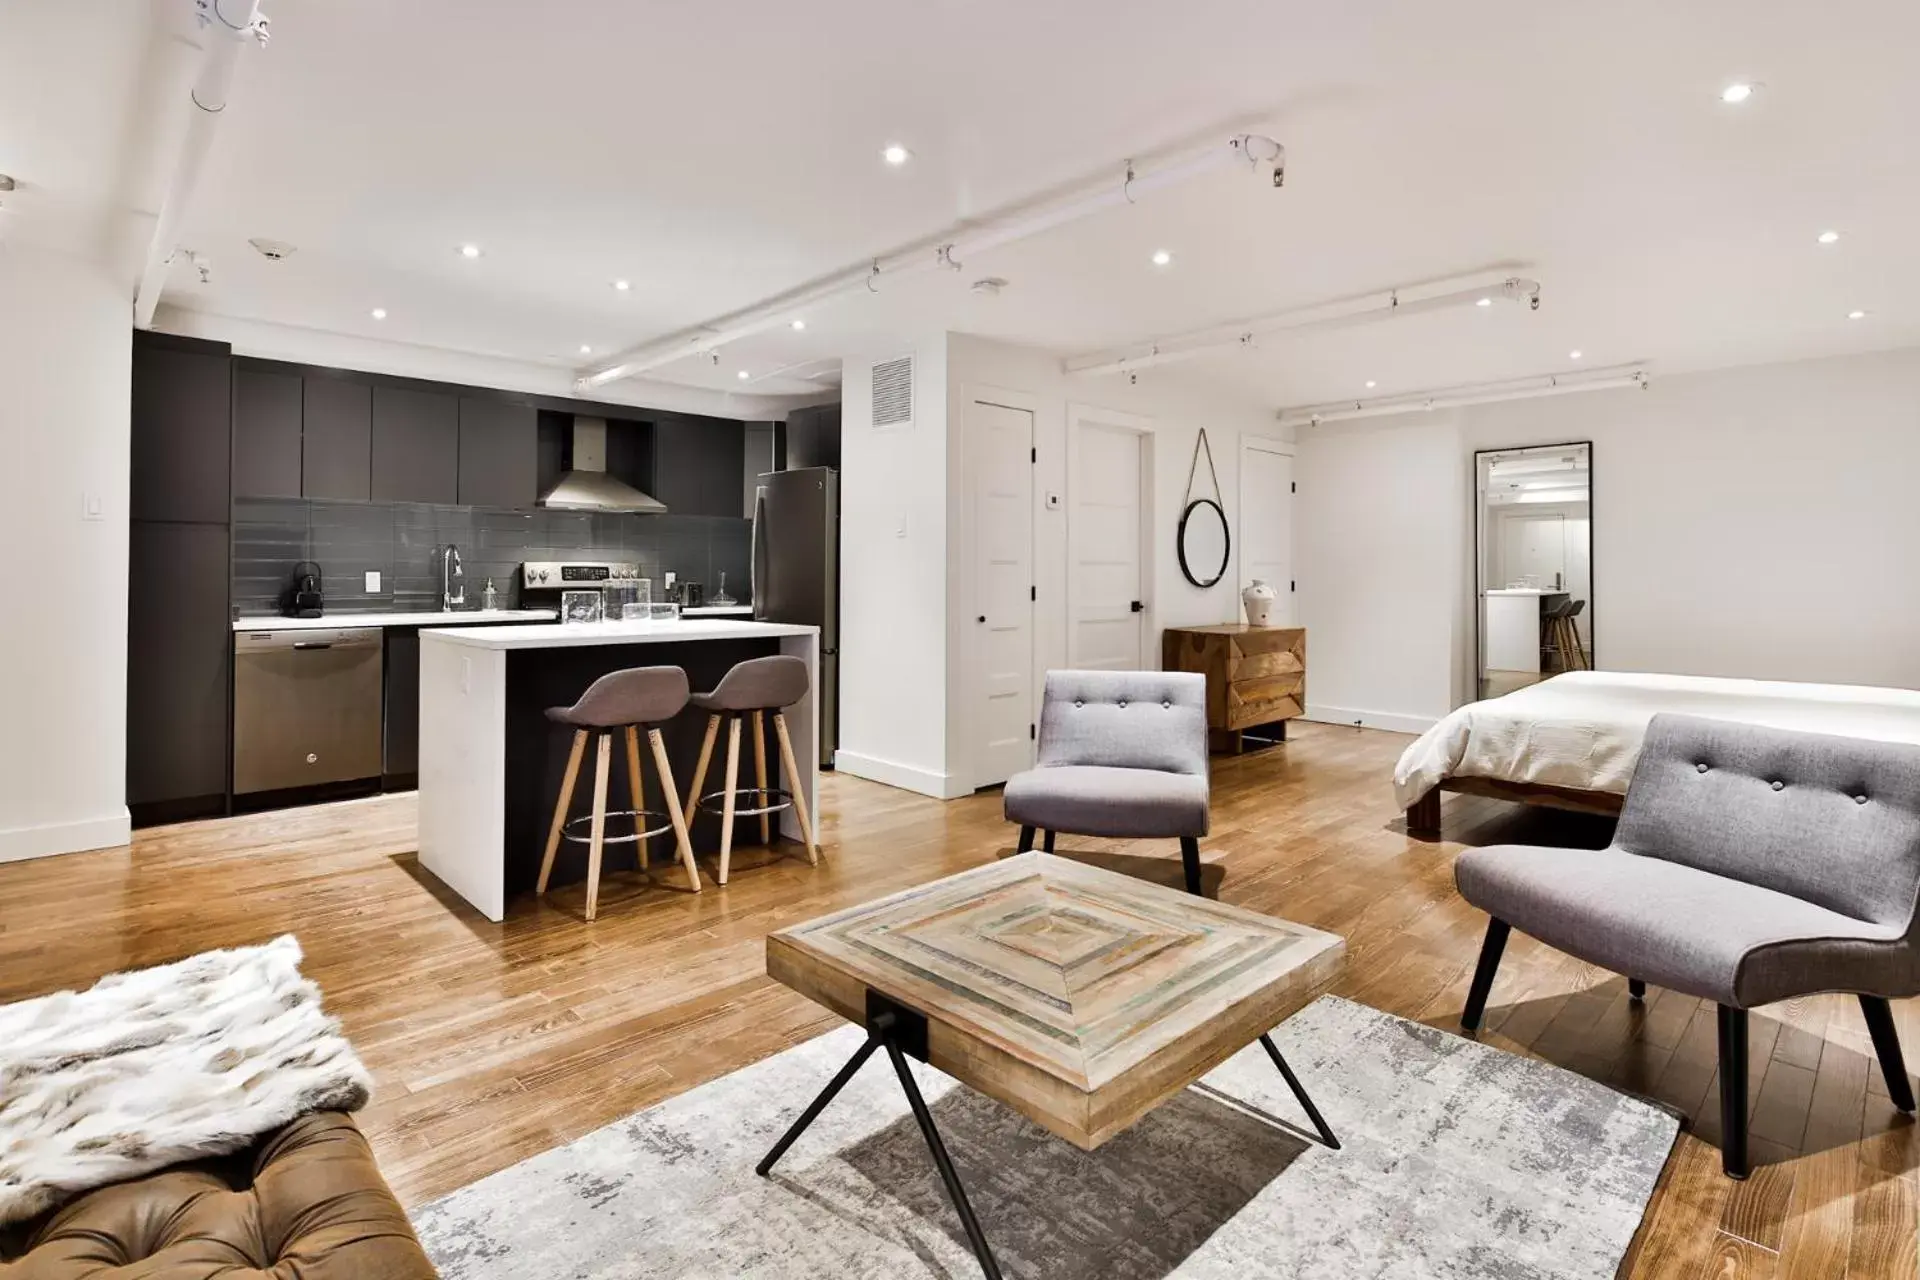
xmin=1817 ymin=230 xmax=1840 ymax=245
xmin=1364 ymin=380 xmax=1377 ymax=389
xmin=1568 ymin=349 xmax=1583 ymax=360
xmin=1151 ymin=250 xmax=1173 ymax=267
xmin=1848 ymin=309 xmax=1868 ymax=320
xmin=882 ymin=143 xmax=911 ymax=166
xmin=737 ymin=370 xmax=751 ymax=380
xmin=790 ymin=318 xmax=806 ymax=331
xmin=1720 ymin=82 xmax=1755 ymax=104
xmin=459 ymin=243 xmax=482 ymax=259
xmin=370 ymin=307 xmax=387 ymax=320
xmin=578 ymin=344 xmax=593 ymax=354
xmin=1475 ymin=296 xmax=1492 ymax=307
xmin=612 ymin=278 xmax=631 ymax=291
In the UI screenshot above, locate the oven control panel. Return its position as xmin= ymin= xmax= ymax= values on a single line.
xmin=521 ymin=561 xmax=642 ymax=587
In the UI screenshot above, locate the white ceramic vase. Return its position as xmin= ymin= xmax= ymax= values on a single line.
xmin=1243 ymin=579 xmax=1277 ymax=627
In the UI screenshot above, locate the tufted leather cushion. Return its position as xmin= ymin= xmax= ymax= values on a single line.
xmin=0 ymin=1113 xmax=434 ymax=1279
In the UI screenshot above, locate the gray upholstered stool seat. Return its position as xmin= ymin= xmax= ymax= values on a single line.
xmin=683 ymin=654 xmax=819 ymax=884
xmin=1004 ymin=765 xmax=1209 ymax=840
xmin=1456 ymin=844 xmax=1909 ymax=1008
xmin=536 ymin=664 xmax=701 ymax=918
xmin=1455 ymin=713 xmax=1920 ymax=1180
xmin=546 ymin=665 xmax=690 ymax=729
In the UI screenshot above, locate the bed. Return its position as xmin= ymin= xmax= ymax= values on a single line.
xmin=1397 ymin=670 xmax=1920 ymax=834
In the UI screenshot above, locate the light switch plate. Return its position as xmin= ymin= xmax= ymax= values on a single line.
xmin=81 ymin=491 xmax=105 ymax=521
xmin=1045 ymin=491 xmax=1063 ymax=510
xmin=364 ymin=570 xmax=382 ymax=592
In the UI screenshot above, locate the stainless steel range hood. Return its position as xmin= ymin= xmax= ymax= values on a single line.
xmin=538 ymin=416 xmax=667 ymax=513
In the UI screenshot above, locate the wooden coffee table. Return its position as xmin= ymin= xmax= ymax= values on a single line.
xmin=757 ymin=852 xmax=1346 ymax=1278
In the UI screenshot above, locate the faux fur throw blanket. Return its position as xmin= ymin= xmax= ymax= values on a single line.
xmin=0 ymin=934 xmax=370 ymax=1227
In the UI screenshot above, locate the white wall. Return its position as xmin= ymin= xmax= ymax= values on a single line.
xmin=836 ymin=329 xmax=1289 ymax=797
xmin=0 ymin=246 xmax=133 ymax=860
xmin=1296 ymin=345 xmax=1920 ymax=729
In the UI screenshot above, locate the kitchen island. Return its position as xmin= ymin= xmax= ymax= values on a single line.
xmin=417 ymin=618 xmax=819 ymax=921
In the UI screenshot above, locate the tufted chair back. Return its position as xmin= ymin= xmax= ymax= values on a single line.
xmin=1616 ymin=714 xmax=1920 ymax=930
xmin=1034 ymin=670 xmax=1208 ymax=776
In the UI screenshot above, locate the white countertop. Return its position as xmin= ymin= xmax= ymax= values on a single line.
xmin=233 ymin=609 xmax=557 ymax=632
xmin=420 ymin=617 xmax=818 ymax=650
xmin=1485 ymin=588 xmax=1569 ymax=597
xmin=680 ymin=605 xmax=754 ymax=617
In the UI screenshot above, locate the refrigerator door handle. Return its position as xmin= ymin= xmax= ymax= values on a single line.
xmin=750 ymin=485 xmax=768 ymax=620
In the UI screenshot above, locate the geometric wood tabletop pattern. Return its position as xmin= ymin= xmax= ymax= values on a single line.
xmin=767 ymin=851 xmax=1345 ymax=1149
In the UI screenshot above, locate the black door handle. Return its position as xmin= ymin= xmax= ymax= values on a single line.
xmin=1129 ymin=600 xmax=1144 ymax=613
xmin=977 ymin=615 xmax=986 ymax=623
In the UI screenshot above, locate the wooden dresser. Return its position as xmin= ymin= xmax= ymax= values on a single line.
xmin=1161 ymin=625 xmax=1307 ymax=753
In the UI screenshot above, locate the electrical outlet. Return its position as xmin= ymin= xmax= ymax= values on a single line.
xmin=364 ymin=570 xmax=381 ymax=593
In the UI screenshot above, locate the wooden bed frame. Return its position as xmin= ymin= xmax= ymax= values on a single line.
xmin=1406 ymin=775 xmax=1624 ymax=837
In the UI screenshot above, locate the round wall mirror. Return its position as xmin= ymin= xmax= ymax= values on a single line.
xmin=1177 ymin=498 xmax=1230 ymax=587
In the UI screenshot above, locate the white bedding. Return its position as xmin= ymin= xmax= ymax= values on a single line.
xmin=1393 ymin=670 xmax=1920 ymax=810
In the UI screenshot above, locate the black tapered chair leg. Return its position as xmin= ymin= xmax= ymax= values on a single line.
xmin=1178 ymin=836 xmax=1202 ymax=896
xmin=1628 ymin=979 xmax=1647 ymax=1000
xmin=1042 ymin=829 xmax=1056 ymax=853
xmin=1860 ymin=995 xmax=1918 ymax=1112
xmin=1717 ymin=1004 xmax=1750 ymax=1180
xmin=1460 ymin=919 xmax=1511 ymax=1031
xmin=1016 ymin=825 xmax=1035 ymax=853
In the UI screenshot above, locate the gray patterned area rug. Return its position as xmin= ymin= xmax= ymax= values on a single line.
xmin=412 ymin=996 xmax=1678 ymax=1279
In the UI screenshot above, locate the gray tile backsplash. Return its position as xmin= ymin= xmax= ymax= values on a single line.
xmin=233 ymin=498 xmax=751 ymax=616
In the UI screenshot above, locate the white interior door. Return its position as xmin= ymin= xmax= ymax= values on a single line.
xmin=1069 ymin=417 xmax=1146 ymax=669
xmin=1239 ymin=438 xmax=1294 ymax=624
xmin=970 ymin=398 xmax=1034 ymax=787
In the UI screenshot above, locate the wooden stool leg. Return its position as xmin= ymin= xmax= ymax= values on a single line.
xmin=585 ymin=732 xmax=612 ymax=922
xmin=537 ymin=730 xmax=589 ymax=896
xmin=686 ymin=714 xmax=720 ymax=824
xmin=1574 ymin=620 xmax=1590 ymax=670
xmin=773 ymin=711 xmax=819 ymax=864
xmin=648 ymin=728 xmax=702 ymax=892
xmin=752 ymin=709 xmax=771 ymax=846
xmin=719 ymin=715 xmax=742 ymax=886
xmin=624 ymin=725 xmax=649 ymax=871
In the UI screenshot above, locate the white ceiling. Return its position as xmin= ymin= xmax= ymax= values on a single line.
xmin=7 ymin=0 xmax=1918 ymax=408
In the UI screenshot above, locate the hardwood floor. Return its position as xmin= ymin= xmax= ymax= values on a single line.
xmin=1 ymin=720 xmax=1913 ymax=1275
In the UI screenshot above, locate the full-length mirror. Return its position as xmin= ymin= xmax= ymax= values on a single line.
xmin=1475 ymin=442 xmax=1593 ymax=698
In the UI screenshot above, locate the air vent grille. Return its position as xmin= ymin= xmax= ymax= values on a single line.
xmin=872 ymin=355 xmax=913 ymax=427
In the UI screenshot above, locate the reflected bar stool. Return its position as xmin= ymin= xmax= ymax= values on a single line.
xmin=537 ymin=665 xmax=701 ymax=920
xmin=683 ymin=655 xmax=819 ymax=885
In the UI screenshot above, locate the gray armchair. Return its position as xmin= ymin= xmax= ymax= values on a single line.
xmin=1455 ymin=713 xmax=1920 ymax=1178
xmin=1003 ymin=670 xmax=1211 ymax=892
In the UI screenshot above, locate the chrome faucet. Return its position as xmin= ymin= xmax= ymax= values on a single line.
xmin=440 ymin=544 xmax=465 ymax=611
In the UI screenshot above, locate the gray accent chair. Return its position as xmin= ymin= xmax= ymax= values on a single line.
xmin=1003 ymin=670 xmax=1211 ymax=892
xmin=1455 ymin=713 xmax=1920 ymax=1179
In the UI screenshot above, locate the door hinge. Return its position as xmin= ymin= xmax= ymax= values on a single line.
xmin=1291 ymin=580 xmax=1296 ymax=592
xmin=1030 ymin=723 xmax=1036 ymax=740
xmin=1291 ymin=481 xmax=1297 ymax=493
xmin=1030 ymin=447 xmax=1037 ymax=463
xmin=1030 ymin=585 xmax=1036 ymax=601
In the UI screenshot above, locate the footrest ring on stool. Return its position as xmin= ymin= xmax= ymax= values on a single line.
xmin=694 ymin=787 xmax=793 ymax=819
xmin=561 ymin=809 xmax=676 ymax=844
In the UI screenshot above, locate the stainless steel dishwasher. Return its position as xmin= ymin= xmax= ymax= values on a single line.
xmin=233 ymin=628 xmax=385 ymax=794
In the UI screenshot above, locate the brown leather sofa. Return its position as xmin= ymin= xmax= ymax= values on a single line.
xmin=0 ymin=1112 xmax=436 ymax=1278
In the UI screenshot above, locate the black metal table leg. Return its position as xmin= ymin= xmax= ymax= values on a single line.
xmin=756 ymin=1035 xmax=881 ymax=1177
xmin=882 ymin=1034 xmax=1004 ymax=1279
xmin=1259 ymin=1033 xmax=1341 ymax=1150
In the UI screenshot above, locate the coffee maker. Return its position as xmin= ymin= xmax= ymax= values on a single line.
xmin=280 ymin=561 xmax=324 ymax=618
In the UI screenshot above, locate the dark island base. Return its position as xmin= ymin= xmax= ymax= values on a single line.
xmin=503 ymin=639 xmax=792 ymax=896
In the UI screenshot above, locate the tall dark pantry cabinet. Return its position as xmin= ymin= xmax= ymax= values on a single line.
xmin=128 ymin=332 xmax=234 ymax=824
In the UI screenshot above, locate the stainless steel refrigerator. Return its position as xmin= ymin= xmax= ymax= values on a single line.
xmin=752 ymin=466 xmax=838 ymax=766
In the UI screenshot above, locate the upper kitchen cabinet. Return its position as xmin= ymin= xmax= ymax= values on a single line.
xmin=131 ymin=335 xmax=232 ymax=523
xmin=302 ymin=376 xmax=372 ymax=500
xmin=457 ymin=397 xmax=538 ymax=509
xmin=231 ymin=364 xmax=303 ymax=498
xmin=372 ymin=385 xmax=459 ymax=504
xmin=653 ymin=416 xmax=746 ymax=517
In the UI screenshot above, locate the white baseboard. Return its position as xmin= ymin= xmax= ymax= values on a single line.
xmin=833 ymin=750 xmax=969 ymax=800
xmin=0 ymin=810 xmax=132 ymax=864
xmin=1301 ymin=704 xmax=1440 ymax=736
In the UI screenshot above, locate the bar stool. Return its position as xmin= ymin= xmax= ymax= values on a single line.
xmin=536 ymin=665 xmax=701 ymax=920
xmin=682 ymin=655 xmax=819 ymax=885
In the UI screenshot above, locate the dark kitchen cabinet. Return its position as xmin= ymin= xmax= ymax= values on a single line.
xmin=132 ymin=339 xmax=231 ymax=523
xmin=457 ymin=397 xmax=538 ymax=508
xmin=383 ymin=628 xmax=420 ymax=781
xmin=372 ymin=386 xmax=459 ymax=504
xmin=127 ymin=521 xmax=230 ymax=815
xmin=231 ymin=366 xmax=303 ymax=497
xmin=653 ymin=418 xmax=745 ymax=517
xmin=302 ymin=377 xmax=372 ymax=500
